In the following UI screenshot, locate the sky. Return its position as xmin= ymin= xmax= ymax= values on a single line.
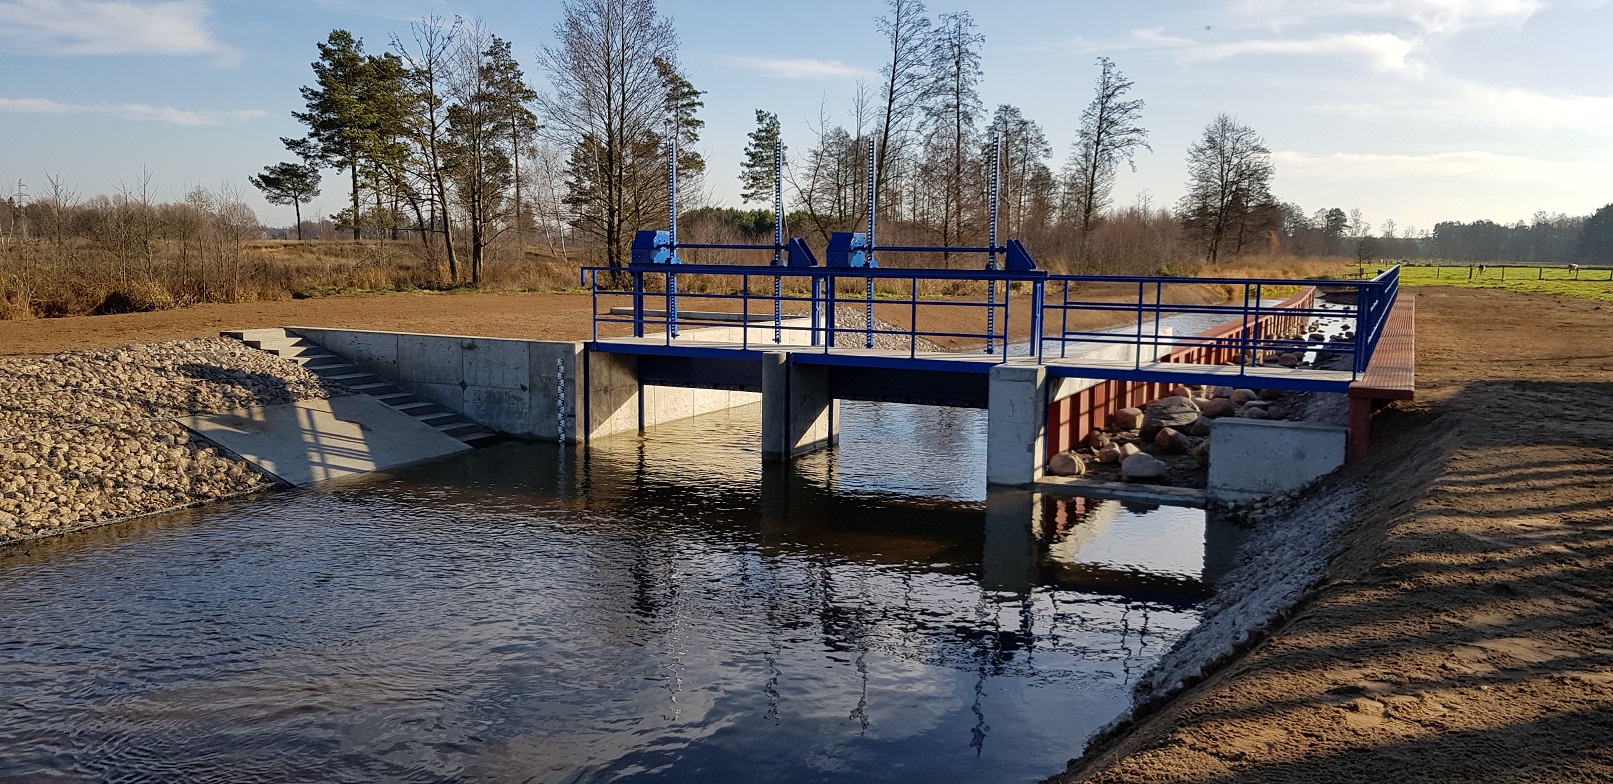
xmin=2 ymin=0 xmax=1611 ymax=236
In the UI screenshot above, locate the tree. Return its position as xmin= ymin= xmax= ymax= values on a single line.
xmin=739 ymin=110 xmax=784 ymax=205
xmin=537 ymin=0 xmax=679 ymax=267
xmin=249 ymin=162 xmax=322 ymax=240
xmin=1064 ymin=57 xmax=1149 ymax=237
xmin=983 ymin=105 xmax=1053 ymax=238
xmin=285 ymin=30 xmax=399 ymax=242
xmin=393 ymin=15 xmax=462 ymax=277
xmin=873 ymin=0 xmax=932 ymax=216
xmin=445 ymin=27 xmax=537 ymax=285
xmin=921 ymin=10 xmax=984 ymax=261
xmin=655 ymin=55 xmax=706 ymax=212
xmin=1178 ymin=114 xmax=1277 ymax=265
xmin=1577 ymin=203 xmax=1613 ymax=263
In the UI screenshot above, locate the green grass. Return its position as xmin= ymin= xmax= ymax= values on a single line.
xmin=1359 ymin=264 xmax=1613 ymax=303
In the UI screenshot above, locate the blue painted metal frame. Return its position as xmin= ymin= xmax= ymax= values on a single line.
xmin=583 ymin=264 xmax=1400 ymax=394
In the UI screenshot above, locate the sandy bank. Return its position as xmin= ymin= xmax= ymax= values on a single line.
xmin=1051 ymin=288 xmax=1613 ymax=782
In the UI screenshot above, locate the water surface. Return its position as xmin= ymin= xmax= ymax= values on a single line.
xmin=0 ymin=402 xmax=1232 ymax=782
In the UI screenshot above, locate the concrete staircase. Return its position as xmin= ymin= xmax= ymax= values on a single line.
xmin=222 ymin=328 xmax=499 ymax=448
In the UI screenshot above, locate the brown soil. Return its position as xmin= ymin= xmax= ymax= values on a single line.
xmin=0 ymin=281 xmax=1233 ymax=356
xmin=1054 ymin=287 xmax=1613 ymax=782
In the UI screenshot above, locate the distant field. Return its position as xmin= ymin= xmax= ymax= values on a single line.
xmin=1359 ymin=263 xmax=1613 ymax=302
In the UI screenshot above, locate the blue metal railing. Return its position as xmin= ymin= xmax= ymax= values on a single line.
xmin=583 ymin=264 xmax=1401 ymax=387
xmin=584 ymin=264 xmax=1044 ymax=362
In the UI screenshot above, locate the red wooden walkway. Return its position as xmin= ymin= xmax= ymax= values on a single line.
xmin=1347 ymin=295 xmax=1416 ymax=458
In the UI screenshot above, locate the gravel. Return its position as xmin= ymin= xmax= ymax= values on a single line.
xmin=0 ymin=339 xmax=347 ymax=544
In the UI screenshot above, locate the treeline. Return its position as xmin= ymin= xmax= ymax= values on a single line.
xmin=0 ymin=176 xmax=267 ymax=317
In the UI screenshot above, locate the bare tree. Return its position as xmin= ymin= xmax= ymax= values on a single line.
xmin=536 ymin=0 xmax=679 ymax=267
xmin=984 ymin=105 xmax=1052 ymax=238
xmin=920 ymin=10 xmax=984 ymax=262
xmin=1179 ymin=114 xmax=1276 ymax=265
xmin=874 ymin=0 xmax=931 ymax=221
xmin=1064 ymin=57 xmax=1149 ymax=237
xmin=393 ymin=15 xmax=462 ymax=277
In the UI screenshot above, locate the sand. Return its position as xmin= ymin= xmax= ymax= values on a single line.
xmin=1053 ymin=288 xmax=1613 ymax=782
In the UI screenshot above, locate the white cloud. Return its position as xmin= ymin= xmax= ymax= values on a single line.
xmin=0 ymin=0 xmax=230 ymax=57
xmin=0 ymin=96 xmax=264 ymax=125
xmin=1173 ymin=31 xmax=1420 ymax=72
xmin=1114 ymin=0 xmax=1560 ymax=73
xmin=722 ymin=56 xmax=872 ymax=80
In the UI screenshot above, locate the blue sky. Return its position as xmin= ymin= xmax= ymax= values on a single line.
xmin=2 ymin=0 xmax=1610 ymax=235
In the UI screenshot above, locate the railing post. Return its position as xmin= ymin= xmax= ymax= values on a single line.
xmin=1030 ymin=278 xmax=1045 ymax=361
xmin=632 ymin=270 xmax=645 ymax=339
xmin=811 ymin=275 xmax=822 ymax=347
xmin=826 ymin=273 xmax=837 ymax=350
xmin=910 ymin=276 xmax=919 ymax=359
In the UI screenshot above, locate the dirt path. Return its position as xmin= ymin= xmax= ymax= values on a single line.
xmin=0 ymin=292 xmax=602 ymax=356
xmin=1054 ymin=288 xmax=1613 ymax=782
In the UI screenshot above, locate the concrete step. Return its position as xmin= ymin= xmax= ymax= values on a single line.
xmin=304 ymin=361 xmax=356 ymax=373
xmin=415 ymin=411 xmax=460 ymax=426
xmin=349 ymin=381 xmax=398 ymax=394
xmin=221 ymin=328 xmax=291 ymax=342
xmin=373 ymin=391 xmax=422 ymax=404
xmin=323 ymin=372 xmax=380 ymax=384
xmin=276 ymin=346 xmax=336 ymax=360
xmin=222 ymin=327 xmax=501 ymax=450
xmin=457 ymin=430 xmax=500 ymax=448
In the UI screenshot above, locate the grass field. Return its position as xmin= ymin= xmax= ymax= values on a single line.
xmin=1355 ymin=263 xmax=1613 ymax=302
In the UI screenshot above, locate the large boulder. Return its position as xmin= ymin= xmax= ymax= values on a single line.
xmin=1230 ymin=388 xmax=1259 ymax=405
xmin=1239 ymin=406 xmax=1272 ymax=420
xmin=1277 ymin=353 xmax=1301 ymax=368
xmin=1112 ymin=407 xmax=1144 ymax=431
xmin=1085 ymin=430 xmax=1112 ymax=451
xmin=1141 ymin=396 xmax=1200 ymax=438
xmin=1121 ymin=453 xmax=1168 ymax=481
xmin=1048 ymin=451 xmax=1087 ymax=477
xmin=1096 ymin=445 xmax=1123 ymax=464
xmin=1195 ymin=397 xmax=1236 ymax=418
xmin=1168 ymin=384 xmax=1193 ymax=399
xmin=1192 ymin=439 xmax=1211 ymax=467
xmin=1118 ymin=442 xmax=1142 ymax=459
xmin=1154 ymin=427 xmax=1192 ymax=453
xmin=1207 ymin=386 xmax=1235 ymax=399
xmin=1188 ymin=415 xmax=1213 ymax=437
xmin=1259 ymin=388 xmax=1286 ymax=401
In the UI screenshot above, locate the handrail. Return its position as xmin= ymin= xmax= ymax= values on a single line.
xmin=584 ymin=263 xmax=1401 ymax=388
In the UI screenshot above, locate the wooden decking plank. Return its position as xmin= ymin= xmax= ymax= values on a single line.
xmin=1348 ymin=296 xmax=1416 ymax=400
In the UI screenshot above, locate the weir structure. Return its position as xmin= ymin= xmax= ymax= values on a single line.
xmin=575 ymin=133 xmax=1405 ymax=487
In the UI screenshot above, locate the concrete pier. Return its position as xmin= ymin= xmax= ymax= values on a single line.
xmin=986 ymin=363 xmax=1049 ymax=487
xmin=760 ymin=353 xmax=839 ymax=461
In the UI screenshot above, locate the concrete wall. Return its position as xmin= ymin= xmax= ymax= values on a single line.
xmin=1206 ymin=418 xmax=1348 ymax=501
xmin=286 ymin=326 xmax=787 ymax=443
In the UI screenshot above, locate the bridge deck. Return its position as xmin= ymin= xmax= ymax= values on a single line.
xmin=591 ymin=337 xmax=1358 ymax=392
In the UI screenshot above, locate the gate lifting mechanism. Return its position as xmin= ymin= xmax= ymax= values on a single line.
xmin=629 ymin=125 xmax=1040 ymax=351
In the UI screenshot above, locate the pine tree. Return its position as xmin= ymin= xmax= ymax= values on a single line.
xmin=738 ymin=110 xmax=783 ymax=205
xmin=248 ymin=162 xmax=322 ymax=240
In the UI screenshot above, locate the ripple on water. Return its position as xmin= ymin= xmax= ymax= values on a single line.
xmin=0 ymin=402 xmax=1217 ymax=783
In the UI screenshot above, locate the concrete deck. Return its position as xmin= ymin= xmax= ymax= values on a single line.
xmin=181 ymin=395 xmax=472 ymax=486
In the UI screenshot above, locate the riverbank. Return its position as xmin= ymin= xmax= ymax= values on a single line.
xmin=1052 ymin=287 xmax=1613 ymax=782
xmin=0 ymin=340 xmax=345 ymax=544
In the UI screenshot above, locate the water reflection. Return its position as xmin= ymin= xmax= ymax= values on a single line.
xmin=0 ymin=401 xmax=1229 ymax=783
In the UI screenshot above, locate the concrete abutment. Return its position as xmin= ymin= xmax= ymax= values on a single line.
xmin=760 ymin=353 xmax=840 ymax=462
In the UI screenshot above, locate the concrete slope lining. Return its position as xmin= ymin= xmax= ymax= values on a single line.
xmin=222 ymin=328 xmax=499 ymax=447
